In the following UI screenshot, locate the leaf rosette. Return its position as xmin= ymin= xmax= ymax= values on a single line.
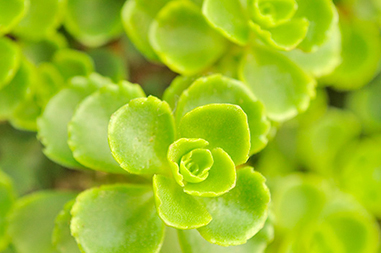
xmin=203 ymin=0 xmax=338 ymax=52
xmin=108 ymin=75 xmax=270 ymax=246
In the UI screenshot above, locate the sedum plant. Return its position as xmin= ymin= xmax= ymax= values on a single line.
xmin=0 ymin=0 xmax=381 ymax=252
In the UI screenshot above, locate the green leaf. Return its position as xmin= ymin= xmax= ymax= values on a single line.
xmin=282 ymin=22 xmax=342 ymax=77
xmin=202 ymin=0 xmax=250 ymax=45
xmin=339 ymin=137 xmax=381 ymax=218
xmin=179 ymin=104 xmax=250 ymax=165
xmin=149 ymin=0 xmax=228 ymax=75
xmin=250 ymin=18 xmax=309 ymax=51
xmin=121 ymin=0 xmax=170 ymax=61
xmin=0 ymin=58 xmax=31 ymax=120
xmin=52 ymin=200 xmax=81 ymax=253
xmin=178 ymin=218 xmax=274 ymax=253
xmin=297 ymin=108 xmax=361 ymax=176
xmin=346 ymin=76 xmax=381 ymax=133
xmin=13 ymin=0 xmax=66 ymax=41
xmin=53 ymin=49 xmax=94 ymax=81
xmin=0 ymin=170 xmax=15 ymax=251
xmin=184 ymin=148 xmax=236 ymax=197
xmin=64 ymin=0 xmax=125 ymax=47
xmin=163 ymin=75 xmax=199 ymax=111
xmin=175 ymin=74 xmax=270 ymax=154
xmin=272 ymin=175 xmax=328 ymax=233
xmin=321 ymin=18 xmax=381 ymax=90
xmin=10 ymin=93 xmax=42 ymax=132
xmin=0 ymin=0 xmax=27 ymax=35
xmin=239 ymin=46 xmax=316 ymax=121
xmin=20 ymin=33 xmax=67 ymax=64
xmin=249 ymin=0 xmax=298 ymax=27
xmin=153 ymin=174 xmax=212 ymax=229
xmin=88 ymin=48 xmax=128 ymax=82
xmin=71 ymin=184 xmax=165 ymax=253
xmin=295 ymin=0 xmax=338 ymax=52
xmin=0 ymin=37 xmax=21 ymax=90
xmin=179 ymin=148 xmax=214 ymax=184
xmin=8 ymin=191 xmax=76 ymax=253
xmin=37 ymin=74 xmax=111 ymax=169
xmin=108 ymin=96 xmax=175 ymax=175
xmin=68 ymin=82 xmax=145 ymax=173
xmin=35 ymin=62 xmax=66 ymax=108
xmin=197 ymin=167 xmax=270 ymax=246
xmin=160 ymin=227 xmax=182 ymax=253
xmin=168 ymin=138 xmax=209 ymax=187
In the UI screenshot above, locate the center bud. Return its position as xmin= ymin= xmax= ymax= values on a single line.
xmin=179 ymin=148 xmax=214 ymax=183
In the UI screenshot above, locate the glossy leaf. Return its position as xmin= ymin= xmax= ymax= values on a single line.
xmin=175 ymin=74 xmax=270 ymax=154
xmin=37 ymin=74 xmax=111 ymax=169
xmin=52 ymin=200 xmax=81 ymax=253
xmin=121 ymin=0 xmax=170 ymax=61
xmin=202 ymin=0 xmax=250 ymax=45
xmin=13 ymin=0 xmax=66 ymax=41
xmin=0 ymin=0 xmax=27 ymax=35
xmin=295 ymin=0 xmax=338 ymax=52
xmin=179 ymin=104 xmax=250 ymax=165
xmin=108 ymin=96 xmax=175 ymax=175
xmin=168 ymin=138 xmax=209 ymax=187
xmin=64 ymin=0 xmax=125 ymax=47
xmin=0 ymin=37 xmax=21 ymax=90
xmin=321 ymin=18 xmax=381 ymax=90
xmin=178 ymin=218 xmax=274 ymax=253
xmin=183 ymin=148 xmax=236 ymax=197
xmin=149 ymin=1 xmax=227 ymax=75
xmin=249 ymin=0 xmax=298 ymax=27
xmin=68 ymin=82 xmax=145 ymax=173
xmin=71 ymin=184 xmax=165 ymax=253
xmin=0 ymin=170 xmax=15 ymax=251
xmin=52 ymin=49 xmax=94 ymax=81
xmin=282 ymin=23 xmax=342 ymax=77
xmin=153 ymin=174 xmax=212 ymax=229
xmin=197 ymin=167 xmax=270 ymax=246
xmin=239 ymin=46 xmax=316 ymax=121
xmin=0 ymin=58 xmax=31 ymax=120
xmin=8 ymin=191 xmax=76 ymax=253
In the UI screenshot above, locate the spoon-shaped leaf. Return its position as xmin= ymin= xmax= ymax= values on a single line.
xmin=0 ymin=0 xmax=27 ymax=35
xmin=0 ymin=37 xmax=21 ymax=90
xmin=71 ymin=184 xmax=165 ymax=253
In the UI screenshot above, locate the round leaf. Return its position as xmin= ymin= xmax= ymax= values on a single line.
xmin=175 ymin=74 xmax=270 ymax=154
xmin=13 ymin=0 xmax=66 ymax=41
xmin=109 ymin=96 xmax=175 ymax=175
xmin=0 ymin=0 xmax=27 ymax=35
xmin=68 ymin=82 xmax=145 ymax=173
xmin=121 ymin=0 xmax=170 ymax=61
xmin=52 ymin=49 xmax=94 ymax=81
xmin=202 ymin=0 xmax=250 ymax=45
xmin=239 ymin=46 xmax=316 ymax=121
xmin=179 ymin=104 xmax=250 ymax=165
xmin=64 ymin=0 xmax=125 ymax=47
xmin=153 ymin=174 xmax=212 ymax=229
xmin=149 ymin=0 xmax=227 ymax=75
xmin=52 ymin=200 xmax=81 ymax=253
xmin=197 ymin=167 xmax=270 ymax=246
xmin=71 ymin=184 xmax=165 ymax=253
xmin=184 ymin=148 xmax=236 ymax=197
xmin=8 ymin=191 xmax=76 ymax=253
xmin=0 ymin=37 xmax=21 ymax=90
xmin=37 ymin=74 xmax=111 ymax=169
